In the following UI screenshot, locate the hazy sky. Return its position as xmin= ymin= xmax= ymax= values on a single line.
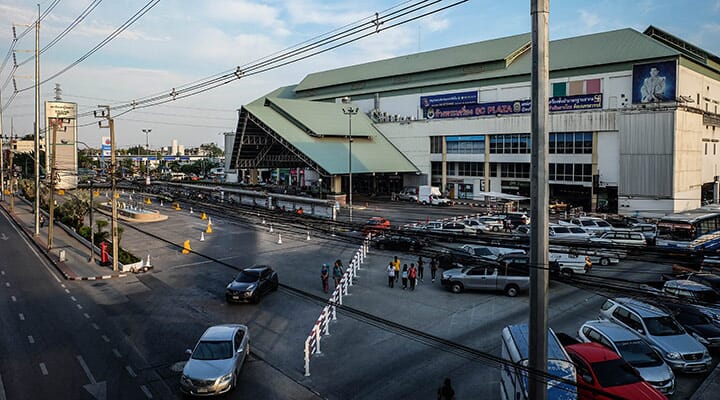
xmin=1 ymin=0 xmax=719 ymax=150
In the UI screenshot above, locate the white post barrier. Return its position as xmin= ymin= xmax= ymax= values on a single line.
xmin=304 ymin=337 xmax=312 ymax=376
xmin=315 ymin=325 xmax=322 ymax=354
xmin=322 ymin=307 xmax=331 ymax=336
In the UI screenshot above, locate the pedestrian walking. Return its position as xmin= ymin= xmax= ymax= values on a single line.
xmin=584 ymin=256 xmax=593 ymax=273
xmin=401 ymin=264 xmax=409 ymax=289
xmin=417 ymin=256 xmax=425 ymax=283
xmin=39 ymin=214 xmax=46 ymax=228
xmin=437 ymin=377 xmax=456 ymax=400
xmin=408 ymin=263 xmax=418 ymax=291
xmin=320 ymin=263 xmax=330 ymax=293
xmin=392 ymin=256 xmax=401 ymax=282
xmin=332 ymin=260 xmax=343 ymax=288
xmin=386 ymin=262 xmax=395 ymax=288
xmin=430 ymin=257 xmax=439 ymax=283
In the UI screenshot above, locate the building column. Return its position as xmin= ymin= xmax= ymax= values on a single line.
xmin=484 ymin=135 xmax=491 ymax=193
xmin=591 ymin=131 xmax=599 ymax=212
xmin=250 ymin=168 xmax=258 ymax=185
xmin=332 ymin=175 xmax=342 ymax=194
xmin=441 ymin=137 xmax=447 ymax=190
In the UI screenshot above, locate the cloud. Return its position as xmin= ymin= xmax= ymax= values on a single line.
xmin=578 ymin=10 xmax=601 ymax=29
xmin=205 ymin=0 xmax=282 ymax=28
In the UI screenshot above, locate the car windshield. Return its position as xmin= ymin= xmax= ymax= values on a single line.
xmin=596 ymin=220 xmax=612 ymax=227
xmin=235 ymin=271 xmax=259 ymax=283
xmin=644 ymin=316 xmax=685 ymax=336
xmin=615 ymin=340 xmax=663 ymax=367
xmin=475 ymin=248 xmax=493 ymax=256
xmin=581 ymin=220 xmax=595 ymax=226
xmin=192 ymin=340 xmax=233 ymax=360
xmin=591 ymin=358 xmax=643 ymax=388
xmin=569 ymin=227 xmax=586 ymax=234
xmin=676 ymin=311 xmax=712 ymax=325
xmin=693 ymin=290 xmax=719 ymax=303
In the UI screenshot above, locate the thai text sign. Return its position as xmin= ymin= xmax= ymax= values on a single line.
xmin=423 ymin=94 xmax=602 ymax=119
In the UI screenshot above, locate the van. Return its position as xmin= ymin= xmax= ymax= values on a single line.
xmin=417 ymin=185 xmax=451 ymax=206
xmin=500 ymin=324 xmax=577 ymax=400
xmin=397 ymin=186 xmax=418 ymax=201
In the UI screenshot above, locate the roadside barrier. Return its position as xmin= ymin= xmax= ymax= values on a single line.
xmin=303 ymin=234 xmax=371 ymax=377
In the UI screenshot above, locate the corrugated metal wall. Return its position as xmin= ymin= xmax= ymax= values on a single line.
xmin=618 ymin=110 xmax=674 ymax=197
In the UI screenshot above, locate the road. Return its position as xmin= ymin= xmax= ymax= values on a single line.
xmin=2 ymin=193 xmax=716 ymax=399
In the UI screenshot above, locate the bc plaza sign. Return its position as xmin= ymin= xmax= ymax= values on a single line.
xmin=422 ymin=93 xmax=602 ymax=119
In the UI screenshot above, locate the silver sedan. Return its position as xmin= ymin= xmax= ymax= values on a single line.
xmin=180 ymin=324 xmax=250 ymax=396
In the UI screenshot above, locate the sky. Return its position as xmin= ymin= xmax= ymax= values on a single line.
xmin=0 ymin=0 xmax=719 ymax=151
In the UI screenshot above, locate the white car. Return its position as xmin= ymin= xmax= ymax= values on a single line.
xmin=462 ymin=219 xmax=492 ymax=233
xmin=565 ymin=217 xmax=614 ymax=235
xmin=476 ymin=216 xmax=504 ymax=232
xmin=548 ymin=224 xmax=592 ymax=242
xmin=180 ymin=324 xmax=250 ymax=396
xmin=459 ymin=244 xmax=525 ymax=260
xmin=590 ymin=230 xmax=647 ymax=247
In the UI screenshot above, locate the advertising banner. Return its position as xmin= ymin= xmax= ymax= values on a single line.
xmin=420 ymin=91 xmax=478 ymax=108
xmin=632 ymin=60 xmax=676 ymax=104
xmin=45 ymin=101 xmax=78 ymax=189
xmin=423 ymin=94 xmax=603 ymax=119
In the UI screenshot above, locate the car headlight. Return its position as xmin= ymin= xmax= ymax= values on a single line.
xmin=703 ymin=351 xmax=710 ymax=359
xmin=217 ymin=373 xmax=233 ymax=384
xmin=180 ymin=375 xmax=191 ymax=385
xmin=665 ymin=352 xmax=682 ymax=360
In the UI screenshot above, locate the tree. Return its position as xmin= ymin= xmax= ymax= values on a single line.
xmin=200 ymin=143 xmax=223 ymax=158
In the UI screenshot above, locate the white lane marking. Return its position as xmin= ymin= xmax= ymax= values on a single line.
xmin=83 ymin=313 xmax=90 ymax=319
xmin=76 ymin=304 xmax=83 ymax=310
xmin=125 ymin=365 xmax=136 ymax=377
xmin=0 ymin=372 xmax=7 ymax=400
xmin=64 ymin=289 xmax=70 ymax=294
xmin=28 ymin=336 xmax=34 ymax=344
xmin=101 ymin=335 xmax=110 ymax=343
xmin=4 ymin=282 xmax=8 ymax=287
xmin=112 ymin=348 xmax=121 ymax=359
xmin=18 ymin=313 xmax=24 ymax=321
xmin=140 ymin=385 xmax=153 ymax=398
xmin=60 ymin=284 xmax=66 ymax=288
xmin=91 ymin=323 xmax=100 ymax=330
xmin=39 ymin=363 xmax=48 ymax=375
xmin=10 ymin=296 xmax=16 ymax=302
xmin=70 ymin=296 xmax=77 ymax=302
xmin=76 ymin=355 xmax=96 ymax=384
xmin=0 ymin=270 xmax=4 ymax=275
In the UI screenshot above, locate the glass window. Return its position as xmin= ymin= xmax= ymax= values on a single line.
xmin=584 ymin=133 xmax=593 ymax=153
xmin=591 ymin=359 xmax=643 ymax=388
xmin=643 ymin=316 xmax=685 ymax=336
xmin=430 ymin=136 xmax=443 ymax=153
xmin=192 ymin=341 xmax=234 ymax=360
xmin=490 ymin=136 xmax=501 ymax=153
xmin=431 ymin=162 xmax=442 ymax=176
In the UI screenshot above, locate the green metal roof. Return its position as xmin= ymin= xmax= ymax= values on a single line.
xmin=244 ymin=90 xmax=418 ymax=175
xmin=294 ymin=28 xmax=685 ymax=98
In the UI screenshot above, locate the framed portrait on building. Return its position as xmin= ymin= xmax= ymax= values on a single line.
xmin=631 ymin=60 xmax=676 ymax=104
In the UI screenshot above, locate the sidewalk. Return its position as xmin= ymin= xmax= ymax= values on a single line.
xmin=0 ymin=197 xmax=128 ymax=280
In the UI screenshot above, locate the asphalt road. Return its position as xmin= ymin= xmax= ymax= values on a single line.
xmin=2 ymin=194 xmax=717 ymax=399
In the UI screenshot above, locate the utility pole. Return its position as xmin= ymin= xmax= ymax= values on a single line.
xmin=47 ymin=119 xmax=62 ymax=249
xmin=529 ymin=1 xmax=550 ymax=400
xmin=95 ymin=106 xmax=118 ymax=272
xmin=33 ymin=4 xmax=41 ymax=237
xmin=341 ymin=97 xmax=358 ymax=223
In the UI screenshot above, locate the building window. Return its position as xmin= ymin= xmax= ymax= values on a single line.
xmin=457 ymin=162 xmax=484 ymax=176
xmin=446 ymin=136 xmax=485 ymax=154
xmin=706 ymin=143 xmax=709 ymax=155
xmin=430 ymin=136 xmax=443 ymax=154
xmin=431 ymin=161 xmax=442 ymax=176
xmin=549 ymin=163 xmax=592 ymax=182
xmin=549 ymin=132 xmax=592 ymax=154
xmin=488 ymin=134 xmax=530 ymax=154
xmin=490 ymin=162 xmax=498 ymax=177
xmin=498 ymin=163 xmax=530 ymax=178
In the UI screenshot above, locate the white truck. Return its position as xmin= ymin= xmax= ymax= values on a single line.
xmin=417 ymin=185 xmax=451 ymax=206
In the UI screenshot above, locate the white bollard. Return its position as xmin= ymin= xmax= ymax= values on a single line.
xmin=304 ymin=340 xmax=311 ymax=377
xmin=306 ymin=231 xmax=311 ymax=241
xmin=277 ymin=233 xmax=283 ymax=244
xmin=144 ymin=254 xmax=152 ymax=267
xmin=315 ymin=327 xmax=321 ymax=354
xmin=200 ymin=232 xmax=205 ymax=241
xmin=269 ymin=224 xmax=274 ymax=233
xmin=190 ymin=207 xmax=193 ymax=214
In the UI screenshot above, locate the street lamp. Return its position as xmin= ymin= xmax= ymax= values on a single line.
xmin=75 ymin=140 xmax=96 ymax=264
xmin=341 ymin=97 xmax=358 ymax=222
xmin=141 ymin=129 xmax=151 ymax=177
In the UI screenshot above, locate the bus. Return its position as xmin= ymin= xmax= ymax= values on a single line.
xmin=656 ymin=206 xmax=720 ymax=250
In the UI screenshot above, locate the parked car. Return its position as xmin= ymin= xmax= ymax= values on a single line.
xmin=432 ymin=222 xmax=476 ymax=239
xmin=361 ymin=216 xmax=391 ymax=234
xmin=657 ymin=302 xmax=720 ymax=351
xmin=598 ymin=297 xmax=712 ymax=373
xmin=564 ymin=342 xmax=667 ymax=400
xmin=226 ymin=266 xmax=279 ymax=304
xmin=397 ymin=186 xmax=418 ymax=201
xmin=441 ymin=264 xmax=529 ymax=296
xmin=503 ymin=212 xmax=530 ymax=227
xmin=476 ymin=216 xmax=504 ymax=232
xmin=662 ymin=279 xmax=720 ymax=304
xmin=180 ymin=324 xmax=250 ymax=396
xmin=462 ymin=219 xmax=492 ymax=233
xmin=461 ymin=245 xmax=525 ymax=261
xmin=372 ymin=234 xmax=427 ymax=251
xmin=661 ymin=272 xmax=720 ymax=294
xmin=418 ymin=185 xmax=451 ymax=206
xmin=548 ymin=224 xmax=592 ymax=242
xmin=590 ymin=230 xmax=647 ymax=247
xmin=632 ymin=223 xmax=658 ymax=245
xmin=565 ymin=217 xmax=614 ymax=235
xmin=577 ymin=320 xmax=675 ymax=395
xmin=549 ymin=253 xmax=592 ymax=277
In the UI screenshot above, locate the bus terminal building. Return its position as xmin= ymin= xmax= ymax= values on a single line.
xmin=228 ymin=26 xmax=720 ymax=217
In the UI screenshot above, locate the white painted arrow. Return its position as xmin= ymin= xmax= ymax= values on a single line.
xmin=0 ymin=233 xmax=8 ymax=241
xmin=77 ymin=355 xmax=107 ymax=400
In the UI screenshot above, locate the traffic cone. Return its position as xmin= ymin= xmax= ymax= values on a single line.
xmin=269 ymin=224 xmax=274 ymax=233
xmin=206 ymin=222 xmax=212 ymax=234
xmin=208 ymin=217 xmax=213 ymax=225
xmin=160 ymin=200 xmax=164 ymax=207
xmin=190 ymin=207 xmax=194 ymax=214
xmin=262 ymin=218 xmax=266 ymax=224
xmin=201 ymin=212 xmax=207 ymax=220
xmin=182 ymin=240 xmax=192 ymax=255
xmin=306 ymin=231 xmax=311 ymax=241
xmin=200 ymin=231 xmax=205 ymax=241
xmin=277 ymin=233 xmax=283 ymax=244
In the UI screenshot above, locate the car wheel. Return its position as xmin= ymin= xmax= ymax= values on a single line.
xmin=451 ymin=282 xmax=463 ymax=293
xmin=422 ymin=201 xmax=428 ymax=205
xmin=492 ymin=226 xmax=500 ymax=232
xmin=272 ymin=279 xmax=279 ymax=291
xmin=600 ymin=258 xmax=610 ymax=266
xmin=251 ymin=294 xmax=260 ymax=304
xmin=561 ymin=268 xmax=573 ymax=277
xmin=505 ymin=285 xmax=519 ymax=297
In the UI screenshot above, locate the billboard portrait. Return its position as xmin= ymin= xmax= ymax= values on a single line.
xmin=45 ymin=101 xmax=78 ymax=190
xmin=632 ymin=60 xmax=676 ymax=104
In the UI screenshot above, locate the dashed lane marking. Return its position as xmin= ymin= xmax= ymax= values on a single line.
xmin=0 ymin=270 xmax=4 ymax=275
xmin=83 ymin=313 xmax=90 ymax=319
xmin=70 ymin=296 xmax=77 ymax=302
xmin=18 ymin=313 xmax=24 ymax=321
xmin=112 ymin=349 xmax=121 ymax=359
xmin=10 ymin=296 xmax=16 ymax=302
xmin=4 ymin=282 xmax=8 ymax=287
xmin=101 ymin=335 xmax=110 ymax=343
xmin=39 ymin=363 xmax=48 ymax=375
xmin=28 ymin=336 xmax=34 ymax=344
xmin=125 ymin=366 xmax=136 ymax=377
xmin=76 ymin=304 xmax=83 ymax=310
xmin=64 ymin=289 xmax=70 ymax=294
xmin=92 ymin=323 xmax=100 ymax=330
xmin=140 ymin=385 xmax=153 ymax=399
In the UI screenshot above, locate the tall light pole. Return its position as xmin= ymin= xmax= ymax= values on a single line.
xmin=95 ymin=106 xmax=118 ymax=272
xmin=341 ymin=97 xmax=358 ymax=223
xmin=75 ymin=140 xmax=96 ymax=264
xmin=142 ymin=129 xmax=151 ymax=177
